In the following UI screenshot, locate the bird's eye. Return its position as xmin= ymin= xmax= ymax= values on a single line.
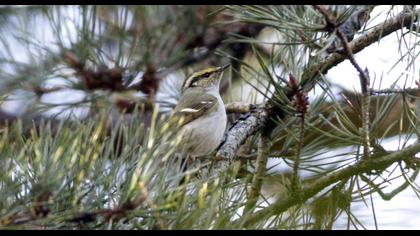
xmin=203 ymin=73 xmax=210 ymax=78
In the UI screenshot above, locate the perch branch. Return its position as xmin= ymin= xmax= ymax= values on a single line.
xmin=215 ymin=106 xmax=268 ymax=160
xmin=225 ymin=102 xmax=256 ymax=114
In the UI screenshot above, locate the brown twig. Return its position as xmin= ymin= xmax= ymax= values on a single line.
xmin=63 ymin=51 xmax=125 ymax=92
xmin=315 ymin=5 xmax=373 ymax=158
xmin=68 ymin=194 xmax=146 ymax=224
xmin=1 ymin=172 xmax=146 ymax=227
xmin=244 ymin=135 xmax=269 ymax=214
xmin=289 ymin=74 xmax=309 ymax=190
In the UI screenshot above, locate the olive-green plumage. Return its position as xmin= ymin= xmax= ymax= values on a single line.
xmin=171 ymin=64 xmax=229 ymax=157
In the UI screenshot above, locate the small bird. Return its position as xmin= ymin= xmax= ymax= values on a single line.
xmin=171 ymin=64 xmax=229 ymax=160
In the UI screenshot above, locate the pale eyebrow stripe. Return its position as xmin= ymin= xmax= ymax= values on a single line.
xmin=190 ymin=70 xmax=216 ymax=84
xmin=183 ymin=69 xmax=218 ymax=89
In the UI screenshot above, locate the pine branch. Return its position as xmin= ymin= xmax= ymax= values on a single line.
xmin=325 ymin=6 xmax=374 ymax=53
xmin=240 ymin=141 xmax=420 ymax=226
xmin=216 ymin=7 xmax=420 ymax=162
xmin=225 ymin=102 xmax=257 ymax=114
xmin=215 ymin=105 xmax=268 ymax=160
xmin=301 ymin=8 xmax=420 ymax=91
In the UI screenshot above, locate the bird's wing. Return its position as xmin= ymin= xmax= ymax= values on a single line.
xmin=172 ymin=91 xmax=218 ymax=127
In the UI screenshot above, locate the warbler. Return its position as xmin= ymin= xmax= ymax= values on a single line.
xmin=171 ymin=64 xmax=229 ymax=159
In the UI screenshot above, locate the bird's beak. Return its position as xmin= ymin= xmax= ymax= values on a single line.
xmin=218 ymin=64 xmax=230 ymax=72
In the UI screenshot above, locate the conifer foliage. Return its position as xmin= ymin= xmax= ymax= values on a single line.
xmin=0 ymin=5 xmax=419 ymax=229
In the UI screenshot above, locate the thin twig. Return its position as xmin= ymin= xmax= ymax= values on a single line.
xmin=314 ymin=5 xmax=371 ymax=159
xmin=292 ymin=115 xmax=305 ymax=190
xmin=370 ymin=87 xmax=420 ymax=95
xmin=360 ymin=168 xmax=419 ymax=201
xmin=244 ymin=135 xmax=269 ymax=214
xmin=288 ymin=74 xmax=309 ymax=190
xmin=5 ymin=194 xmax=147 ymax=227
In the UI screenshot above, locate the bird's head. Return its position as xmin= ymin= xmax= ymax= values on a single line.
xmin=181 ymin=64 xmax=230 ymax=92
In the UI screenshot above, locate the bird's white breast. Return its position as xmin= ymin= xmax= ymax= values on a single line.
xmin=181 ymin=91 xmax=227 ymax=157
